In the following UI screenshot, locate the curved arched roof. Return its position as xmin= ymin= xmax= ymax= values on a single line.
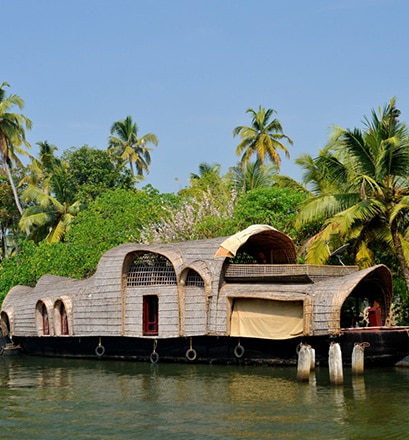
xmin=215 ymin=224 xmax=297 ymax=263
xmin=309 ymin=264 xmax=392 ymax=335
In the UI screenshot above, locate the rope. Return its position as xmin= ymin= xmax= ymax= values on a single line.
xmin=354 ymin=341 xmax=370 ymax=351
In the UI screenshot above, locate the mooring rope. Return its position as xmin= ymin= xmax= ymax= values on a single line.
xmin=354 ymin=341 xmax=370 ymax=351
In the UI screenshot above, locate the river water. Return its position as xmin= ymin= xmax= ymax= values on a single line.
xmin=0 ymin=355 xmax=408 ymax=440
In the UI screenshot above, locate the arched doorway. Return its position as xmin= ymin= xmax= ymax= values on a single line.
xmin=54 ymin=300 xmax=69 ymax=335
xmin=36 ymin=301 xmax=50 ymax=335
xmin=0 ymin=311 xmax=10 ymax=337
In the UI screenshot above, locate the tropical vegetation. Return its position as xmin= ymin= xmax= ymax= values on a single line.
xmin=295 ymin=98 xmax=409 ymax=319
xmin=1 ymin=83 xmax=409 ymax=322
xmin=108 ymin=115 xmax=158 ymax=183
xmin=233 ymin=105 xmax=293 ymax=168
xmin=0 ymin=82 xmax=32 ymax=214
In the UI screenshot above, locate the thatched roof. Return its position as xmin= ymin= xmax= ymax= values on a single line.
xmin=0 ymin=225 xmax=394 ymax=340
xmin=308 ymin=264 xmax=393 ymax=335
xmin=215 ymin=224 xmax=296 ymax=263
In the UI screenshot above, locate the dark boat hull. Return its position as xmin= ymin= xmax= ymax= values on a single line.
xmin=10 ymin=327 xmax=409 ymax=366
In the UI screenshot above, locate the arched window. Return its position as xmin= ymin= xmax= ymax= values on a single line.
xmin=60 ymin=302 xmax=69 ymax=335
xmin=54 ymin=300 xmax=69 ymax=336
xmin=126 ymin=252 xmax=177 ymax=287
xmin=35 ymin=301 xmax=51 ymax=336
xmin=41 ymin=303 xmax=50 ymax=335
xmin=185 ymin=269 xmax=204 ymax=288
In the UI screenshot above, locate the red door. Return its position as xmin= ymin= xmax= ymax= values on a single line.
xmin=143 ymin=296 xmax=158 ymax=335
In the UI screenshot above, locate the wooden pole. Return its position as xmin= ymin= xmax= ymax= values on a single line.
xmin=310 ymin=347 xmax=316 ymax=371
xmin=351 ymin=343 xmax=365 ymax=375
xmin=297 ymin=344 xmax=312 ymax=381
xmin=329 ymin=342 xmax=343 ymax=385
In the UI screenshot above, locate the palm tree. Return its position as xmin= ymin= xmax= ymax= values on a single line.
xmin=183 ymin=162 xmax=231 ymax=208
xmin=19 ymin=161 xmax=80 ymax=243
xmin=108 ymin=115 xmax=158 ymax=180
xmin=296 ymin=97 xmax=409 ymax=293
xmin=0 ymin=82 xmax=32 ymax=214
xmin=19 ymin=140 xmax=59 ymax=194
xmin=233 ymin=106 xmax=293 ymax=169
xmin=190 ymin=162 xmax=221 ymax=180
xmin=228 ymin=159 xmax=278 ymax=193
xmin=295 ymin=149 xmax=345 ymax=196
xmin=0 ymin=175 xmax=20 ymax=258
xmin=35 ymin=140 xmax=59 ymax=174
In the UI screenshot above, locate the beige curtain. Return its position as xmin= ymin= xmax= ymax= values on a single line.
xmin=231 ymin=298 xmax=304 ymax=340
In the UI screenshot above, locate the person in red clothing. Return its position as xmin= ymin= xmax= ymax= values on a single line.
xmin=368 ymin=300 xmax=382 ymax=326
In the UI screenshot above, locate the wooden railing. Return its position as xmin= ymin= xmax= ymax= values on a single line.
xmin=224 ymin=263 xmax=358 ymax=283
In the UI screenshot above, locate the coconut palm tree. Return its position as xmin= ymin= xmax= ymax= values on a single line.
xmin=228 ymin=159 xmax=278 ymax=193
xmin=183 ymin=162 xmax=231 ymax=210
xmin=108 ymin=115 xmax=158 ymax=180
xmin=0 ymin=82 xmax=32 ymax=214
xmin=295 ymin=148 xmax=346 ymax=196
xmin=296 ymin=97 xmax=409 ymax=293
xmin=19 ymin=161 xmax=80 ymax=243
xmin=190 ymin=162 xmax=221 ymax=180
xmin=233 ymin=106 xmax=293 ymax=169
xmin=19 ymin=140 xmax=59 ymax=194
xmin=0 ymin=175 xmax=20 ymax=258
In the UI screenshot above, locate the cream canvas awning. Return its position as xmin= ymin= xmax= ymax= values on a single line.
xmin=215 ymin=225 xmax=276 ymax=257
xmin=231 ymin=298 xmax=304 ymax=340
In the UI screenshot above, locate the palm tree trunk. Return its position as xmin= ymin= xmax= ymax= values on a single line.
xmin=128 ymin=158 xmax=135 ymax=178
xmin=391 ymin=222 xmax=409 ymax=294
xmin=4 ymin=162 xmax=23 ymax=215
xmin=0 ymin=224 xmax=6 ymax=259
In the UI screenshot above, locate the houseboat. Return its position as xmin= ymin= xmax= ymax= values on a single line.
xmin=1 ymin=225 xmax=409 ymax=366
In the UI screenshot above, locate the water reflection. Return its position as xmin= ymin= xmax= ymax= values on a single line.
xmin=351 ymin=375 xmax=366 ymax=401
xmin=0 ymin=356 xmax=408 ymax=439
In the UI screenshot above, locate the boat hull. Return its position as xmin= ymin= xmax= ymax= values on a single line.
xmin=9 ymin=327 xmax=409 ymax=366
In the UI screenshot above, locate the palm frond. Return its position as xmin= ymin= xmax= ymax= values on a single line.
xmin=19 ymin=207 xmax=52 ymax=230
xmin=355 ymin=241 xmax=374 ymax=268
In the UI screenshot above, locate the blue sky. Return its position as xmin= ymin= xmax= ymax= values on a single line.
xmin=3 ymin=0 xmax=409 ymax=193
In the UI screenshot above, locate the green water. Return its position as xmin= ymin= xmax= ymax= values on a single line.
xmin=0 ymin=355 xmax=408 ymax=439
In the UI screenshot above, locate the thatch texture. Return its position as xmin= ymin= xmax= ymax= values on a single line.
xmin=309 ymin=265 xmax=393 ymax=336
xmin=1 ymin=225 xmax=394 ymax=341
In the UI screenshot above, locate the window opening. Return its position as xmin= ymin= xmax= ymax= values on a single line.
xmin=143 ymin=295 xmax=159 ymax=335
xmin=185 ymin=269 xmax=204 ymax=287
xmin=53 ymin=300 xmax=70 ymax=336
xmin=41 ymin=303 xmax=50 ymax=335
xmin=230 ymin=251 xmax=258 ymax=264
xmin=59 ymin=302 xmax=69 ymax=335
xmin=127 ymin=253 xmax=177 ymax=287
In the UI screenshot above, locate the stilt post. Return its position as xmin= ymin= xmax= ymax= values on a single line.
xmin=297 ymin=343 xmax=312 ymax=381
xmin=328 ymin=341 xmax=343 ymax=385
xmin=351 ymin=342 xmax=369 ymax=375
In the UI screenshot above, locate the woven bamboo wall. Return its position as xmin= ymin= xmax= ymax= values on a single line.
xmin=310 ymin=265 xmax=393 ymax=336
xmin=1 ymin=226 xmax=393 ymax=341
